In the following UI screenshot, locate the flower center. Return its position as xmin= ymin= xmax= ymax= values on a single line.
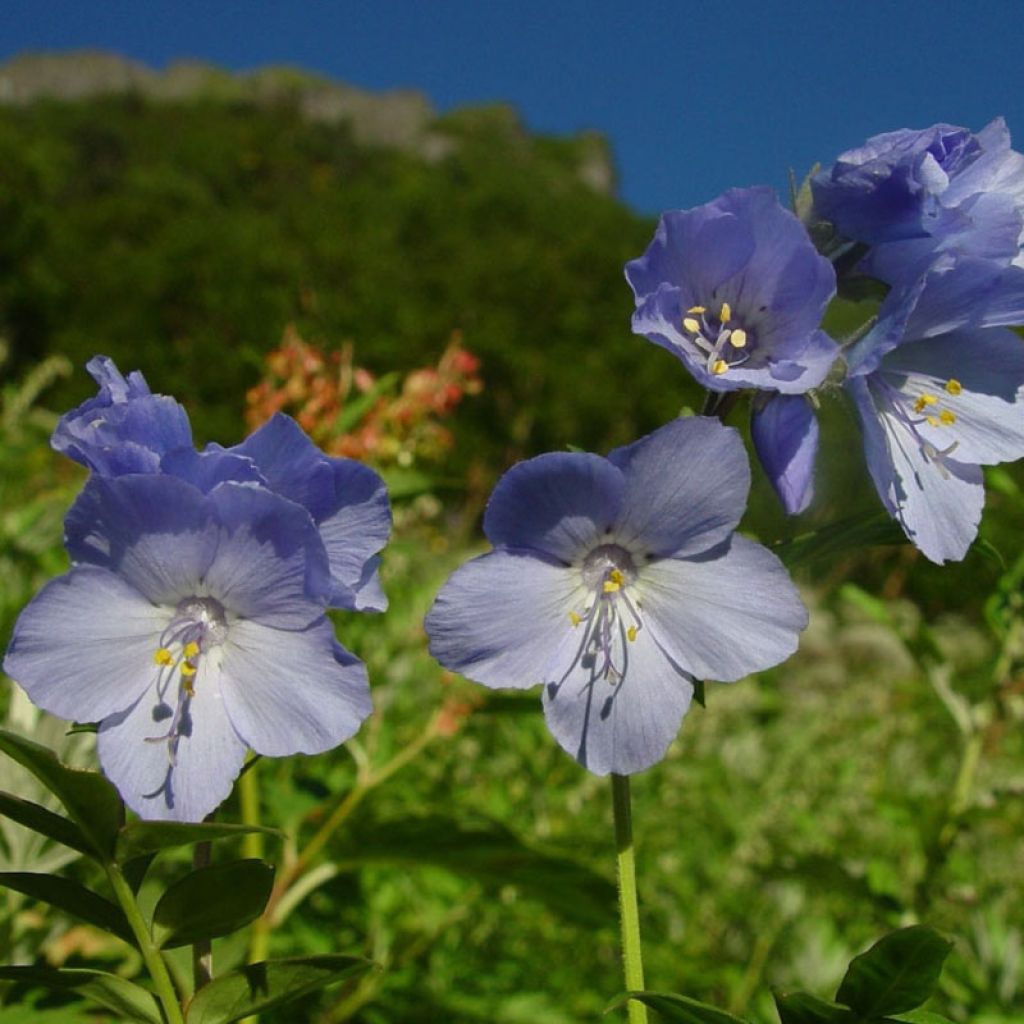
xmin=681 ymin=301 xmax=754 ymax=376
xmin=147 ymin=596 xmax=228 ymax=763
xmin=563 ymin=544 xmax=643 ymax=686
xmin=878 ymin=374 xmax=963 ymax=476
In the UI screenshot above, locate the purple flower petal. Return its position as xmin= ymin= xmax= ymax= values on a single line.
xmin=542 ymin=621 xmax=694 ymax=776
xmin=425 ymin=549 xmax=580 ymax=689
xmin=3 ymin=566 xmax=165 ymax=722
xmin=97 ymin=662 xmax=247 ymax=822
xmin=218 ymin=618 xmax=371 ymax=756
xmin=639 ymin=537 xmax=808 ymax=682
xmin=751 ymin=395 xmax=819 ymax=514
xmin=483 ymin=452 xmax=625 ymax=562
xmin=607 ymin=417 xmax=749 ymax=557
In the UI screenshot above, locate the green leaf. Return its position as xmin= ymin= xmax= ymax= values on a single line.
xmin=337 ymin=816 xmax=615 ymax=927
xmin=184 ymin=955 xmax=373 ymax=1024
xmin=836 ymin=926 xmax=952 ymax=1018
xmin=116 ymin=819 xmax=281 ymax=862
xmin=0 ymin=789 xmax=92 ymax=855
xmin=0 ymin=871 xmax=133 ymax=943
xmin=0 ymin=728 xmax=123 ymax=861
xmin=773 ymin=991 xmax=852 ymax=1024
xmin=152 ymin=859 xmax=274 ymax=948
xmin=0 ymin=966 xmax=162 ymax=1023
xmin=122 ymin=853 xmax=157 ymax=895
xmin=774 ymin=514 xmax=906 ymax=568
xmin=607 ymin=991 xmax=751 ymax=1023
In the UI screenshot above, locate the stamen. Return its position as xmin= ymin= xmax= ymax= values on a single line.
xmin=686 ymin=305 xmax=706 ymax=314
xmin=926 ymin=415 xmax=940 ymax=428
xmin=719 ymin=301 xmax=732 ymax=323
xmin=682 ymin=317 xmax=701 ymax=333
xmin=180 ymin=663 xmax=197 ymax=678
xmin=627 ymin=626 xmax=637 ymax=642
xmin=184 ymin=641 xmax=200 ymax=658
xmin=712 ymin=359 xmax=729 ymax=375
xmin=945 ymin=379 xmax=962 ymax=395
xmin=569 ymin=611 xmax=581 ymax=627
xmin=940 ymin=409 xmax=956 ymax=425
xmin=729 ymin=328 xmax=747 ymax=348
xmin=913 ymin=393 xmax=938 ymax=413
xmin=154 ymin=648 xmax=175 ymax=667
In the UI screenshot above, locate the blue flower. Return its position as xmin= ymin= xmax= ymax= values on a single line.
xmin=750 ymin=394 xmax=820 ymax=515
xmin=812 ymin=119 xmax=1024 ymax=284
xmin=4 ymin=473 xmax=373 ymax=821
xmin=845 ymin=258 xmax=1024 ymax=563
xmin=53 ymin=359 xmax=391 ymax=613
xmin=424 ymin=417 xmax=807 ymax=776
xmin=51 ymin=356 xmax=193 ymax=474
xmin=625 ymin=187 xmax=838 ymax=394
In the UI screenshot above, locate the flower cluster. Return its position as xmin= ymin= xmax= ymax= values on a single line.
xmin=5 ymin=357 xmax=390 ymax=820
xmin=626 ymin=120 xmax=1024 ymax=563
xmin=245 ymin=325 xmax=483 ymax=466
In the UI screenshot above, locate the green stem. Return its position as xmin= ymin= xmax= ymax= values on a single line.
xmin=612 ymin=774 xmax=648 ymax=1024
xmin=106 ymin=864 xmax=184 ymax=1024
xmin=192 ymin=841 xmax=213 ymax=990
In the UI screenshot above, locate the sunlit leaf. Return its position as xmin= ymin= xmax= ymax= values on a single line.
xmin=0 ymin=789 xmax=92 ymax=856
xmin=836 ymin=926 xmax=952 ymax=1018
xmin=889 ymin=1011 xmax=956 ymax=1023
xmin=0 ymin=966 xmax=161 ymax=1023
xmin=184 ymin=955 xmax=373 ymax=1024
xmin=152 ymin=859 xmax=274 ymax=948
xmin=116 ymin=820 xmax=281 ymax=862
xmin=0 ymin=728 xmax=122 ymax=861
xmin=0 ymin=871 xmax=133 ymax=942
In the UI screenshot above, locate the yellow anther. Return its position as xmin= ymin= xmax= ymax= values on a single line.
xmin=686 ymin=305 xmax=706 ymax=314
xmin=154 ymin=648 xmax=175 ymax=667
xmin=180 ymin=662 xmax=197 ymax=678
xmin=627 ymin=626 xmax=638 ymax=642
xmin=569 ymin=611 xmax=581 ymax=627
xmin=729 ymin=328 xmax=747 ymax=348
xmin=183 ymin=678 xmax=195 ymax=697
xmin=682 ymin=317 xmax=701 ymax=333
xmin=603 ymin=579 xmax=621 ymax=594
xmin=926 ymin=415 xmax=940 ymax=428
xmin=712 ymin=359 xmax=729 ymax=375
xmin=940 ymin=409 xmax=956 ymax=425
xmin=945 ymin=378 xmax=962 ymax=396
xmin=609 ymin=569 xmax=625 ymax=587
xmin=184 ymin=641 xmax=200 ymax=658
xmin=913 ymin=393 xmax=939 ymax=413
xmin=719 ymin=301 xmax=732 ymax=323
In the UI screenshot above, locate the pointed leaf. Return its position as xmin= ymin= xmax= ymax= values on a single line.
xmin=0 ymin=790 xmax=92 ymax=856
xmin=773 ymin=991 xmax=852 ymax=1024
xmin=836 ymin=927 xmax=952 ymax=1018
xmin=122 ymin=853 xmax=158 ymax=895
xmin=775 ymin=514 xmax=905 ymax=568
xmin=152 ymin=859 xmax=274 ymax=948
xmin=0 ymin=966 xmax=162 ymax=1023
xmin=889 ymin=1012 xmax=956 ymax=1023
xmin=0 ymin=728 xmax=122 ymax=861
xmin=116 ymin=820 xmax=281 ymax=863
xmin=607 ymin=992 xmax=752 ymax=1022
xmin=0 ymin=871 xmax=133 ymax=943
xmin=185 ymin=954 xmax=373 ymax=1024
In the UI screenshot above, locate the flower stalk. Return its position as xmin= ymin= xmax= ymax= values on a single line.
xmin=612 ymin=773 xmax=648 ymax=1024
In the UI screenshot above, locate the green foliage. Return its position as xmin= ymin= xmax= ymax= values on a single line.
xmin=0 ymin=967 xmax=162 ymax=1023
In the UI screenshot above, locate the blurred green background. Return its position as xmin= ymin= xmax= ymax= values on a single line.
xmin=1 ymin=61 xmax=1023 ymax=1024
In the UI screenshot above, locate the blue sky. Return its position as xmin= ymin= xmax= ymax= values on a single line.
xmin=1 ymin=1 xmax=1022 ymax=214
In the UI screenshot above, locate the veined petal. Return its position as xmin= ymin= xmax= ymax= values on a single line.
xmin=542 ymin=620 xmax=693 ymax=776
xmin=751 ymin=395 xmax=819 ymax=514
xmin=425 ymin=549 xmax=581 ymax=689
xmin=205 ymin=483 xmax=330 ymax=627
xmin=638 ymin=537 xmax=807 ymax=682
xmin=65 ymin=474 xmax=220 ymax=605
xmin=3 ymin=566 xmax=166 ymax=722
xmin=881 ymin=328 xmax=1024 ymax=464
xmin=219 ymin=618 xmax=372 ymax=756
xmin=849 ymin=375 xmax=985 ymax=563
xmin=97 ymin=660 xmax=247 ymax=822
xmin=483 ymin=452 xmax=625 ymax=563
xmin=607 ymin=418 xmax=749 ymax=557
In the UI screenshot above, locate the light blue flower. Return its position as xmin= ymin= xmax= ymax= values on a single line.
xmin=424 ymin=418 xmax=807 ymax=775
xmin=846 ymin=258 xmax=1024 ymax=563
xmin=625 ymin=187 xmax=838 ymax=395
xmin=4 ymin=474 xmax=373 ymax=821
